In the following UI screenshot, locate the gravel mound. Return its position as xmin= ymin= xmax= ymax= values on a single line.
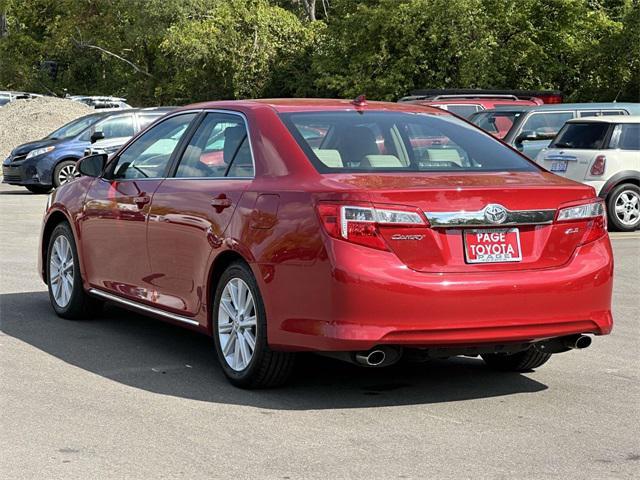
xmin=0 ymin=97 xmax=93 ymax=161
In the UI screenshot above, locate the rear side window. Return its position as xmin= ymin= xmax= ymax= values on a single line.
xmin=520 ymin=112 xmax=574 ymax=136
xmin=281 ymin=111 xmax=538 ymax=173
xmin=550 ymin=123 xmax=610 ymax=149
xmin=96 ymin=115 xmax=135 ymax=139
xmin=610 ymin=124 xmax=640 ymax=150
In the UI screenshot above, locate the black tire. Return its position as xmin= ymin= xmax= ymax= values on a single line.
xmin=53 ymin=159 xmax=79 ymax=188
xmin=606 ymin=183 xmax=640 ymax=232
xmin=47 ymin=222 xmax=102 ymax=319
xmin=481 ymin=347 xmax=551 ymax=372
xmin=212 ymin=261 xmax=295 ymax=388
xmin=26 ymin=185 xmax=52 ymax=194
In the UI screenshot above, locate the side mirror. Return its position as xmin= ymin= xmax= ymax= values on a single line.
xmin=90 ymin=130 xmax=105 ymax=144
xmin=515 ymin=130 xmax=539 ymax=146
xmin=77 ymin=154 xmax=107 ymax=177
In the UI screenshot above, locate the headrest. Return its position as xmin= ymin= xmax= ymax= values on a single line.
xmin=313 ymin=149 xmax=343 ymax=168
xmin=361 ymin=154 xmax=403 ymax=168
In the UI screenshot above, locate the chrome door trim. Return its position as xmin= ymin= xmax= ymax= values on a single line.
xmin=426 ymin=206 xmax=556 ymax=228
xmin=88 ymin=288 xmax=200 ymax=326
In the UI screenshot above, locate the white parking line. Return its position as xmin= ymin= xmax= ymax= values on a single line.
xmin=609 ymin=232 xmax=640 ymax=240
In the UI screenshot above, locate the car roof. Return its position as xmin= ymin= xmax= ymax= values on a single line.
xmin=567 ymin=115 xmax=640 ymax=124
xmin=181 ymin=98 xmax=448 ymax=115
xmin=491 ymin=102 xmax=640 ymax=113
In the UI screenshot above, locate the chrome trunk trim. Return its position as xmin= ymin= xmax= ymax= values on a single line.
xmin=425 ymin=206 xmax=556 ymax=228
xmin=88 ymin=288 xmax=200 ymax=326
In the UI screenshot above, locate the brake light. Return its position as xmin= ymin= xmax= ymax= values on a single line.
xmin=557 ymin=201 xmax=607 ymax=244
xmin=316 ymin=203 xmax=427 ymax=250
xmin=590 ymin=155 xmax=606 ymax=176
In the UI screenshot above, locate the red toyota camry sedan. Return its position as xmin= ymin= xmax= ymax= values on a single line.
xmin=39 ymin=99 xmax=613 ymax=388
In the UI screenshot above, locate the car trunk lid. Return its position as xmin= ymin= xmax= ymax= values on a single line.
xmin=323 ymin=171 xmax=597 ymax=273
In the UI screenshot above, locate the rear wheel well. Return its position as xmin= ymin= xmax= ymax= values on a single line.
xmin=41 ymin=212 xmax=70 ymax=283
xmin=207 ymin=251 xmax=251 ymax=332
xmin=602 ymin=176 xmax=640 ymax=199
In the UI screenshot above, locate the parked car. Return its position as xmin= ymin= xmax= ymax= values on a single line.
xmin=399 ymin=89 xmax=564 ymax=118
xmin=0 ymin=90 xmax=43 ymax=105
xmin=470 ymin=102 xmax=640 ymax=159
xmin=84 ymin=107 xmax=177 ymax=158
xmin=67 ymin=95 xmax=132 ymax=110
xmin=536 ymin=116 xmax=640 ymax=231
xmin=40 ymin=99 xmax=613 ymax=388
xmin=2 ymin=107 xmax=174 ymax=193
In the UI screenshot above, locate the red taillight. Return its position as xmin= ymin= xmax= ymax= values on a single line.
xmin=557 ymin=200 xmax=607 ymax=244
xmin=316 ymin=202 xmax=427 ymax=250
xmin=590 ymin=155 xmax=606 ymax=176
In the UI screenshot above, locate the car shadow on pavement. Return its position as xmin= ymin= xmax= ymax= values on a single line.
xmin=1 ymin=291 xmax=548 ymax=409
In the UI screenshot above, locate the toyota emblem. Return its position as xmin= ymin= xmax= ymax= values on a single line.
xmin=484 ymin=204 xmax=508 ymax=224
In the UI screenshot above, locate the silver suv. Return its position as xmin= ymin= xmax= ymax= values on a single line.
xmin=536 ymin=116 xmax=640 ymax=231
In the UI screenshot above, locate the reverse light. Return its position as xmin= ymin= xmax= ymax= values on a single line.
xmin=557 ymin=202 xmax=604 ymax=221
xmin=590 ymin=155 xmax=606 ymax=176
xmin=25 ymin=146 xmax=55 ymax=159
xmin=317 ymin=203 xmax=427 ymax=250
xmin=557 ymin=201 xmax=607 ymax=245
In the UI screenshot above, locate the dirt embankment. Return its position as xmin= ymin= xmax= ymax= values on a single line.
xmin=0 ymin=97 xmax=93 ymax=161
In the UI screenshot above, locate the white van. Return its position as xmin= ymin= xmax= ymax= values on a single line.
xmin=536 ymin=116 xmax=640 ymax=231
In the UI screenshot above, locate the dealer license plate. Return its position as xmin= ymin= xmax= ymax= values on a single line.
xmin=464 ymin=228 xmax=522 ymax=264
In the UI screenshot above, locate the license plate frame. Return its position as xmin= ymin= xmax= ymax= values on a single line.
xmin=464 ymin=228 xmax=522 ymax=264
xmin=550 ymin=160 xmax=568 ymax=172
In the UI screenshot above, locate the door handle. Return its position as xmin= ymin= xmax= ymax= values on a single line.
xmin=134 ymin=195 xmax=151 ymax=208
xmin=211 ymin=194 xmax=232 ymax=212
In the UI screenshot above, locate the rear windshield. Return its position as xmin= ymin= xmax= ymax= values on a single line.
xmin=470 ymin=111 xmax=523 ymax=139
xmin=281 ymin=111 xmax=537 ymax=173
xmin=550 ymin=122 xmax=610 ymax=149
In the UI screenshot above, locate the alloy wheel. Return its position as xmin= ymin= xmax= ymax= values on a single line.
xmin=217 ymin=278 xmax=257 ymax=371
xmin=49 ymin=235 xmax=74 ymax=307
xmin=614 ymin=190 xmax=640 ymax=227
xmin=58 ymin=164 xmax=79 ymax=185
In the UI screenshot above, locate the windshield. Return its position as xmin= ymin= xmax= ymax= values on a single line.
xmin=550 ymin=122 xmax=610 ymax=149
xmin=470 ymin=111 xmax=522 ymax=139
xmin=47 ymin=114 xmax=103 ymax=140
xmin=281 ymin=111 xmax=538 ymax=173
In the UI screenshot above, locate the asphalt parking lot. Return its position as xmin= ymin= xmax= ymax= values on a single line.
xmin=1 ymin=182 xmax=638 ymax=480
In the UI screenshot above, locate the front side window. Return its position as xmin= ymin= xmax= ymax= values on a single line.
xmin=47 ymin=114 xmax=103 ymax=140
xmin=610 ymin=124 xmax=640 ymax=150
xmin=110 ymin=113 xmax=196 ymax=180
xmin=94 ymin=115 xmax=135 ymax=139
xmin=550 ymin=122 xmax=610 ymax=149
xmin=520 ymin=111 xmax=574 ymax=136
xmin=281 ymin=111 xmax=538 ymax=173
xmin=138 ymin=114 xmax=164 ymax=130
xmin=174 ymin=112 xmax=254 ymax=178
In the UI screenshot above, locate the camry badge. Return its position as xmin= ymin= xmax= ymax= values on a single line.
xmin=484 ymin=204 xmax=508 ymax=225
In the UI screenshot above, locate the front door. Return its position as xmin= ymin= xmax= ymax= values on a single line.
xmin=79 ymin=112 xmax=198 ymax=302
xmin=146 ymin=112 xmax=255 ymax=318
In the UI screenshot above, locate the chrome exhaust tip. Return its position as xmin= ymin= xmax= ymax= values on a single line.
xmin=355 ymin=349 xmax=386 ymax=367
xmin=564 ymin=334 xmax=592 ymax=350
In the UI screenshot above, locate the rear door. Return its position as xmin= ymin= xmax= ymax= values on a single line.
xmin=146 ymin=111 xmax=255 ymax=318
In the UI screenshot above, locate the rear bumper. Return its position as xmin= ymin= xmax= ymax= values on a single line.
xmin=265 ymin=235 xmax=613 ymax=351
